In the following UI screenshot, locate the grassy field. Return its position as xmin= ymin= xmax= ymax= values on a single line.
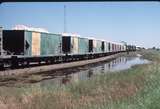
xmin=0 ymin=50 xmax=159 ymax=109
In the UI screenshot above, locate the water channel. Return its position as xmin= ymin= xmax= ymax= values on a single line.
xmin=0 ymin=54 xmax=150 ymax=87
xmin=37 ymin=54 xmax=150 ymax=86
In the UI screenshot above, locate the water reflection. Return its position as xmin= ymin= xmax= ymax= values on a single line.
xmin=39 ymin=55 xmax=150 ymax=86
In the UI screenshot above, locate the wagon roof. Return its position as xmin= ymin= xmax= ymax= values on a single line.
xmin=4 ymin=29 xmax=62 ymax=36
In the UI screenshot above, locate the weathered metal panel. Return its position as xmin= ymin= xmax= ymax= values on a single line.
xmin=62 ymin=36 xmax=78 ymax=54
xmin=96 ymin=40 xmax=102 ymax=53
xmin=110 ymin=43 xmax=113 ymax=52
xmin=49 ymin=34 xmax=62 ymax=55
xmin=32 ymin=32 xmax=41 ymax=56
xmin=41 ymin=33 xmax=62 ymax=56
xmin=92 ymin=39 xmax=97 ymax=52
xmin=124 ymin=45 xmax=126 ymax=51
xmin=24 ymin=31 xmax=32 ymax=56
xmin=71 ymin=37 xmax=79 ymax=54
xmin=117 ymin=45 xmax=119 ymax=51
xmin=104 ymin=42 xmax=109 ymax=52
xmin=78 ymin=37 xmax=89 ymax=54
xmin=112 ymin=43 xmax=115 ymax=52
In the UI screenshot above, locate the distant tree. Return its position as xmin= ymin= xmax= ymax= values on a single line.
xmin=152 ymin=47 xmax=156 ymax=50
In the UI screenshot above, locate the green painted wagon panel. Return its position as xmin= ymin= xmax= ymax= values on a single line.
xmin=49 ymin=34 xmax=62 ymax=55
xmin=41 ymin=33 xmax=62 ymax=56
xmin=40 ymin=33 xmax=48 ymax=55
xmin=110 ymin=43 xmax=113 ymax=52
xmin=78 ymin=38 xmax=89 ymax=54
xmin=24 ymin=31 xmax=32 ymax=56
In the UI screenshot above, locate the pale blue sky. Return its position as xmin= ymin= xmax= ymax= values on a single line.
xmin=0 ymin=2 xmax=160 ymax=48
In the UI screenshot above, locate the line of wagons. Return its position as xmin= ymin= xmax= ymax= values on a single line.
xmin=0 ymin=30 xmax=136 ymax=69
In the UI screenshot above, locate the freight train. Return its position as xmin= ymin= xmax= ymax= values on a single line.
xmin=0 ymin=29 xmax=136 ymax=70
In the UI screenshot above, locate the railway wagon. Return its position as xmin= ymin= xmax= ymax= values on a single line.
xmin=40 ymin=33 xmax=62 ymax=56
xmin=62 ymin=34 xmax=79 ymax=54
xmin=62 ymin=34 xmax=90 ymax=55
xmin=126 ymin=45 xmax=136 ymax=51
xmin=96 ymin=40 xmax=103 ymax=53
xmin=115 ymin=44 xmax=119 ymax=52
xmin=108 ymin=42 xmax=122 ymax=52
xmin=3 ymin=30 xmax=62 ymax=56
xmin=0 ymin=28 xmax=136 ymax=70
xmin=115 ymin=43 xmax=124 ymax=52
xmin=89 ymin=38 xmax=104 ymax=53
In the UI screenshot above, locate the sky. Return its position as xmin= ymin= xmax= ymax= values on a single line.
xmin=0 ymin=2 xmax=160 ymax=48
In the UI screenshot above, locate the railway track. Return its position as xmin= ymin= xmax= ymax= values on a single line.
xmin=0 ymin=51 xmax=125 ymax=71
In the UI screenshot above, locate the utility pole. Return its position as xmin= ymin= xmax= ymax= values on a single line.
xmin=64 ymin=5 xmax=67 ymax=33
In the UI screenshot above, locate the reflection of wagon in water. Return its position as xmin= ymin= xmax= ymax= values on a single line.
xmin=0 ymin=28 xmax=136 ymax=70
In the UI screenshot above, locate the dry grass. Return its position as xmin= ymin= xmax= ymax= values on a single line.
xmin=0 ymin=65 xmax=147 ymax=109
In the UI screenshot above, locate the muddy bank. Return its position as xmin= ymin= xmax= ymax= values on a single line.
xmin=0 ymin=52 xmax=137 ymax=76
